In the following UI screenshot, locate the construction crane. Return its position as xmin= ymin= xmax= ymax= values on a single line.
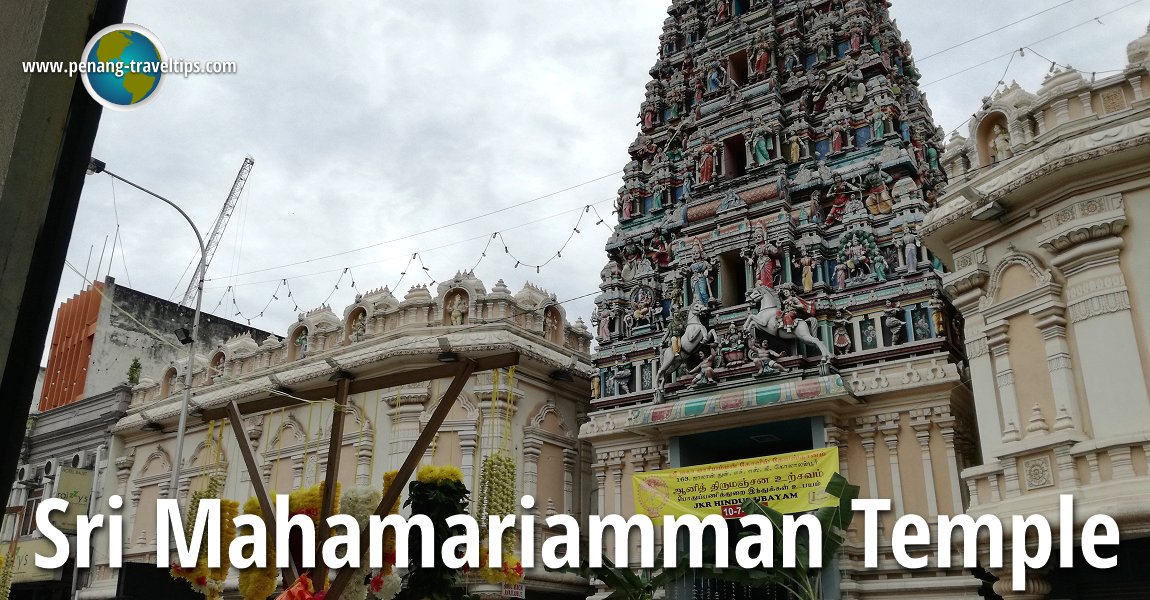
xmin=181 ymin=156 xmax=255 ymax=306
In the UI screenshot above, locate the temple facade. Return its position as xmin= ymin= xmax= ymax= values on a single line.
xmin=75 ymin=273 xmax=594 ymax=600
xmin=583 ymin=0 xmax=976 ymax=598
xmin=922 ymin=25 xmax=1150 ymax=600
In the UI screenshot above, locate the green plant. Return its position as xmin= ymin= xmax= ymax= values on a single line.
xmin=398 ymin=466 xmax=470 ymax=600
xmin=674 ymin=473 xmax=860 ymax=600
xmin=126 ymin=358 xmax=142 ymax=385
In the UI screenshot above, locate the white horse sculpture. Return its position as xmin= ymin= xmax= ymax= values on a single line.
xmin=655 ymin=302 xmax=717 ymax=390
xmin=742 ymin=286 xmax=832 ymax=364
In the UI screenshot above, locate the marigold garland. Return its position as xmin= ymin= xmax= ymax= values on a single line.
xmin=170 ymin=475 xmax=238 ymax=599
xmin=236 ymin=482 xmax=338 ymax=600
xmin=475 ymin=453 xmax=522 ymax=585
xmin=366 ymin=470 xmax=404 ymax=600
xmin=237 ymin=496 xmax=277 ymax=600
xmin=0 ymin=554 xmax=13 ymax=600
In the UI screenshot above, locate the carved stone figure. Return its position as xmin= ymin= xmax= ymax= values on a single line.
xmin=449 ymin=295 xmax=468 ymax=325
xmin=834 ymin=262 xmax=849 ymax=290
xmin=697 ymin=137 xmax=717 ymax=184
xmin=832 ymin=310 xmax=853 ymax=355
xmin=742 ymin=285 xmax=831 ymax=363
xmin=655 ymin=302 xmax=718 ymax=392
xmin=351 ymin=312 xmax=366 ymax=341
xmin=744 ymin=228 xmax=779 ymax=289
xmin=884 ymin=300 xmax=905 ymax=343
xmin=718 ymin=323 xmax=747 ymax=367
xmin=874 ymin=252 xmax=889 ymax=282
xmin=862 ymin=161 xmax=893 ymax=215
xmin=795 ymin=249 xmax=816 ymax=293
xmin=825 ymin=174 xmax=858 ymax=226
xmin=687 ymin=348 xmax=718 ymax=388
xmin=750 ymin=117 xmax=774 ymax=165
xmin=612 ymin=362 xmax=633 ymax=395
xmin=682 ymin=245 xmax=716 ymax=306
xmin=991 ymin=124 xmax=1013 ymax=163
xmin=295 ymin=329 xmax=309 ymax=359
xmin=750 ymin=338 xmax=787 ymax=377
xmin=787 ymin=132 xmax=804 ymax=163
xmin=899 ymin=226 xmax=921 ymax=272
xmin=930 ymin=291 xmax=947 ymax=337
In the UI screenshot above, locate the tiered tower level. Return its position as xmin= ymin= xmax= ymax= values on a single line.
xmin=593 ymin=0 xmax=956 ymax=402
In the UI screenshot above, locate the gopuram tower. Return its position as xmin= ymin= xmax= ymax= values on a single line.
xmin=581 ymin=1 xmax=981 ymax=597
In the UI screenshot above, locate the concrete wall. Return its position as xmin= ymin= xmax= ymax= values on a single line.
xmin=82 ymin=277 xmax=273 ymax=399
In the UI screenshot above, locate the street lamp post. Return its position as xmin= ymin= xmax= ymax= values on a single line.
xmin=87 ymin=158 xmax=206 ymax=504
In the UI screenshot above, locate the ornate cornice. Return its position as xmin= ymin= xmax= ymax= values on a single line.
xmin=923 ymin=119 xmax=1150 ymax=235
xmin=1068 ymin=290 xmax=1131 ymax=323
xmin=1037 ymin=193 xmax=1127 ymax=254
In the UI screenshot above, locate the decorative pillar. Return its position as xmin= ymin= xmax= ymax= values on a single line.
xmin=934 ymin=412 xmax=966 ymax=514
xmin=879 ymin=414 xmax=904 ymax=518
xmin=985 ymin=323 xmax=1021 ymax=442
xmin=1043 ymin=201 xmax=1150 ymax=436
xmin=824 ymin=421 xmax=850 ymax=482
xmin=460 ymin=431 xmax=477 ymax=487
xmin=909 ymin=413 xmax=938 ymax=516
xmin=356 ymin=437 xmax=373 ymax=487
xmin=291 ymin=456 xmax=304 ymax=489
xmin=128 ymin=488 xmax=141 ymax=545
xmin=523 ymin=442 xmax=542 ymax=501
xmin=610 ymin=453 xmax=625 ymax=514
xmin=593 ymin=458 xmax=608 ymax=516
xmin=563 ymin=448 xmax=577 ymax=515
xmin=1051 ymin=98 xmax=1071 ymax=126
xmin=1032 ymin=306 xmax=1083 ymax=432
xmin=854 ymin=417 xmax=879 ymax=500
xmin=1077 ymin=91 xmax=1094 ymax=118
xmin=1128 ymin=74 xmax=1145 ymax=102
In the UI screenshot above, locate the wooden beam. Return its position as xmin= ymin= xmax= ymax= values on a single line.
xmin=197 ymin=352 xmax=519 ymax=421
xmin=225 ymin=400 xmax=300 ymax=586
xmin=311 ymin=375 xmax=352 ymax=587
xmin=324 ymin=358 xmax=479 ymax=600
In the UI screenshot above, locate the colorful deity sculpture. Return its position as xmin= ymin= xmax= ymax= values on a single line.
xmin=825 ymin=174 xmax=859 ymax=226
xmin=750 ymin=117 xmax=775 ymax=165
xmin=744 ymin=228 xmax=780 ymax=289
xmin=795 ymin=248 xmax=816 ymax=293
xmin=862 ymin=161 xmax=894 ymax=215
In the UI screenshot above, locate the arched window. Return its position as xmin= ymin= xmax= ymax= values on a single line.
xmin=976 ymin=112 xmax=1012 ymax=168
xmin=346 ymin=307 xmax=368 ymax=343
xmin=288 ymin=326 xmax=309 ymax=361
xmin=160 ymin=367 xmax=178 ymax=398
xmin=443 ymin=290 xmax=469 ymax=326
xmin=543 ymin=306 xmax=564 ymax=344
xmin=207 ymin=352 xmax=226 ymax=385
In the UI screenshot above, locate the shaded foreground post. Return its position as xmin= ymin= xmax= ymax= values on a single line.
xmin=324 ymin=358 xmax=478 ymax=600
xmin=226 ymin=399 xmax=301 ymax=586
xmin=312 ymin=374 xmax=353 ymax=587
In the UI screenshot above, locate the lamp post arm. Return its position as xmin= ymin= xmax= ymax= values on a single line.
xmin=100 ymin=168 xmax=207 ymax=506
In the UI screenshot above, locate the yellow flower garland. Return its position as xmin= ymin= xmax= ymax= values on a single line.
xmin=237 ymin=497 xmax=277 ymax=600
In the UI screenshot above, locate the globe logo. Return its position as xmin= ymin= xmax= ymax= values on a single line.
xmin=79 ymin=24 xmax=166 ymax=111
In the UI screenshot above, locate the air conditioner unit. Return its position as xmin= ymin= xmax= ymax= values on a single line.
xmin=15 ymin=464 xmax=29 ymax=483
xmin=69 ymin=451 xmax=86 ymax=469
xmin=42 ymin=458 xmax=56 ymax=478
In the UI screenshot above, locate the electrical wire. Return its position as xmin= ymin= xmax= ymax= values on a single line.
xmin=206 ymin=170 xmax=622 ymax=281
xmin=915 ymin=0 xmax=1077 ymax=63
xmin=920 ymin=0 xmax=1146 ymax=88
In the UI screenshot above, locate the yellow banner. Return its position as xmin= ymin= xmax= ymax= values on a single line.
xmin=633 ymin=447 xmax=838 ymax=519
xmin=9 ymin=538 xmax=63 ymax=583
xmin=49 ymin=466 xmax=94 ymax=534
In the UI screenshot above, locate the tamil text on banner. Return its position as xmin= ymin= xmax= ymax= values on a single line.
xmin=632 ymin=447 xmax=838 ymax=520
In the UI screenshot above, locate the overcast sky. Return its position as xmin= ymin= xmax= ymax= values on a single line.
xmin=48 ymin=0 xmax=1150 ymax=367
